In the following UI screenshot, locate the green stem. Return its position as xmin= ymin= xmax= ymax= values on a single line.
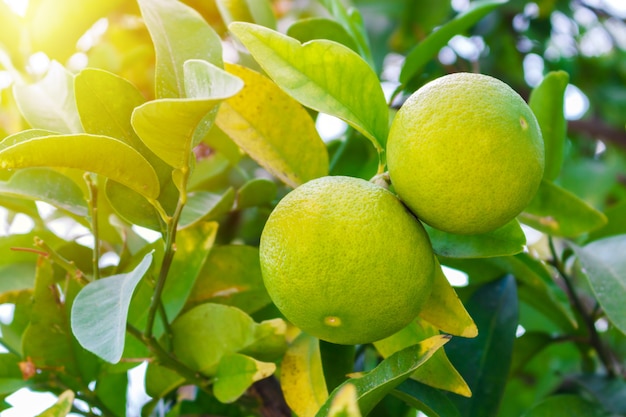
xmin=127 ymin=325 xmax=211 ymax=389
xmin=84 ymin=174 xmax=100 ymax=280
xmin=549 ymin=237 xmax=619 ymax=377
xmin=159 ymin=301 xmax=174 ymax=351
xmin=33 ymin=237 xmax=88 ymax=285
xmin=144 ymin=198 xmax=184 ymax=339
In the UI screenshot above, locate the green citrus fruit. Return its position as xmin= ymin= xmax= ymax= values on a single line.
xmin=259 ymin=176 xmax=435 ymax=345
xmin=387 ymin=72 xmax=544 ymax=235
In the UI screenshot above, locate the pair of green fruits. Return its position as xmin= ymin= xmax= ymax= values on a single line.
xmin=260 ymin=73 xmax=545 ymax=345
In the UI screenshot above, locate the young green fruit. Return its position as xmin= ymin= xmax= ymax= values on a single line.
xmin=259 ymin=176 xmax=435 ymax=345
xmin=387 ymin=72 xmax=545 ymax=235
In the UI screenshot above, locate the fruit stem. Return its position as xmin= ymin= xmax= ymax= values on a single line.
xmin=370 ymin=171 xmax=391 ymax=189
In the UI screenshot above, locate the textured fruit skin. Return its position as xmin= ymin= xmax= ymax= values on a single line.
xmin=259 ymin=176 xmax=435 ymax=345
xmin=387 ymin=73 xmax=545 ymax=235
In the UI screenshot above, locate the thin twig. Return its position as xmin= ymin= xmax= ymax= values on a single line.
xmin=84 ymin=173 xmax=100 ymax=280
xmin=549 ymin=237 xmax=619 ymax=377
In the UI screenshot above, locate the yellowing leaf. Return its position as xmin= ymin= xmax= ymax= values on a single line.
xmin=374 ymin=319 xmax=471 ymax=397
xmin=132 ymin=60 xmax=243 ymax=171
xmin=228 ymin=22 xmax=388 ymax=151
xmin=328 ymin=384 xmax=362 ymax=417
xmin=420 ymin=258 xmax=478 ymax=338
xmin=521 ymin=179 xmax=607 ymax=237
xmin=0 ymin=133 xmax=160 ymax=200
xmin=281 ymin=333 xmax=328 ymax=417
xmin=213 ymin=353 xmax=276 ymax=403
xmin=217 ymin=63 xmax=328 ymax=188
xmin=317 ymin=335 xmax=450 ymax=417
xmin=35 ymin=390 xmax=74 ymax=417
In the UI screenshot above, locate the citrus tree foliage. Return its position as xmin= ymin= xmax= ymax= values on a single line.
xmin=0 ymin=0 xmax=625 ymax=416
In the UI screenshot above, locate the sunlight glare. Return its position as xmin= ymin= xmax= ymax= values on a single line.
xmin=316 ymin=113 xmax=348 ymax=142
xmin=564 ymin=84 xmax=590 ymax=120
xmin=0 ymin=71 xmax=12 ymax=89
xmin=442 ymin=265 xmax=469 ymax=287
xmin=4 ymin=389 xmax=57 ymax=417
xmin=3 ymin=0 xmax=28 ymax=17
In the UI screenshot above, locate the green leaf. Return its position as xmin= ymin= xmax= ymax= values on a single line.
xmin=571 ymin=235 xmax=626 ymax=335
xmin=522 ymin=394 xmax=606 ymax=417
xmin=425 ymin=219 xmax=526 ymax=259
xmin=445 ymin=275 xmax=518 ymax=417
xmin=240 ymin=318 xmax=288 ymax=362
xmin=228 ymin=22 xmax=388 ymax=151
xmin=104 ymin=181 xmax=163 ymax=231
xmin=318 ymin=0 xmax=373 ymax=67
xmin=184 ymin=245 xmax=271 ymax=315
xmin=280 ymin=333 xmax=328 ymax=417
xmin=13 ymin=61 xmax=82 ymax=134
xmin=0 ymin=168 xmax=87 ymax=216
xmin=75 ymin=67 xmax=180 ymax=228
xmin=213 ymin=353 xmax=276 ymax=403
xmin=74 ymin=68 xmax=147 ymax=148
xmin=589 ymin=200 xmax=626 ymax=241
xmin=374 ymin=318 xmax=471 ymax=397
xmin=0 ymin=132 xmax=161 ymax=200
xmin=571 ymin=374 xmax=626 ymax=414
xmin=520 ymin=179 xmax=607 ymax=237
xmin=35 ymin=390 xmax=74 ymax=417
xmin=392 ymin=379 xmax=461 ymax=417
xmin=399 ymin=0 xmax=508 ymax=85
xmin=145 ymin=362 xmax=185 ymax=399
xmin=489 ymin=254 xmax=577 ymax=332
xmin=202 ymin=125 xmax=243 ymax=166
xmin=287 ymin=18 xmax=359 ymax=54
xmin=327 ymin=384 xmax=362 ymax=417
xmin=510 ymin=331 xmax=553 ymax=375
xmin=22 ymin=259 xmax=84 ymax=377
xmin=161 ymin=222 xmax=218 ymax=321
xmin=0 ymin=353 xmax=28 ymax=395
xmin=316 ymin=335 xmax=450 ymax=417
xmin=171 ymin=303 xmax=257 ymax=374
xmin=95 ymin=372 xmax=128 ymax=417
xmin=132 ymin=97 xmax=225 ymax=169
xmin=71 ymin=252 xmax=154 ymax=363
xmin=420 ymin=258 xmax=477 ymax=338
xmin=236 ymin=178 xmax=277 ymax=209
xmin=215 ymin=0 xmax=276 ymax=29
xmin=137 ymin=0 xmax=223 ymax=98
xmin=0 ymin=264 xmax=35 ymax=295
xmin=529 ymin=71 xmax=569 ymax=180
xmin=178 ymin=188 xmax=235 ymax=229
xmin=216 ymin=63 xmax=329 ymax=188
xmin=132 ymin=60 xmax=243 ymax=172
xmin=319 ymin=341 xmax=355 ymax=392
